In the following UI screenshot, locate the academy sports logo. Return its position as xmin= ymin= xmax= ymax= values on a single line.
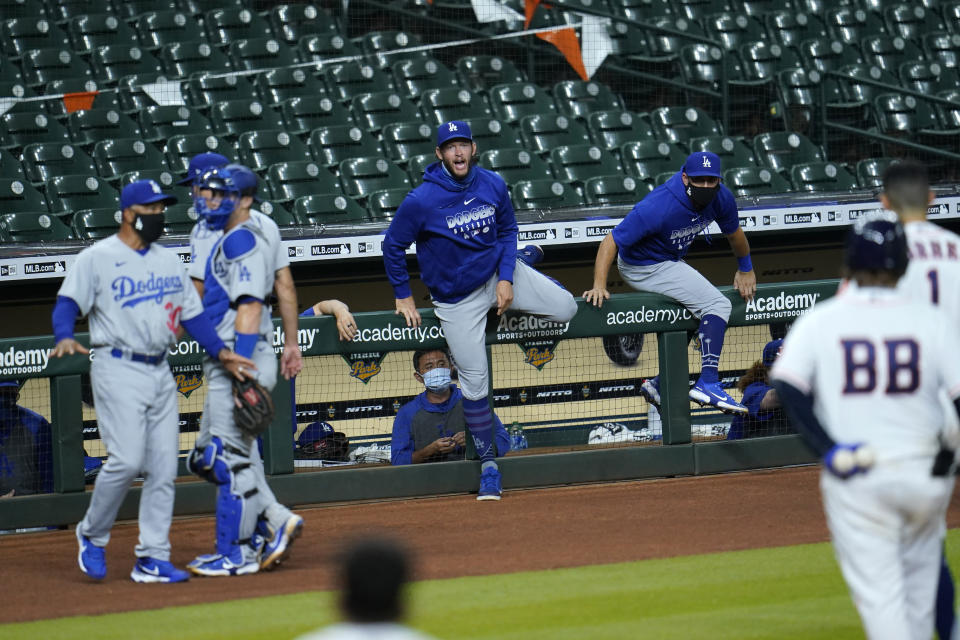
xmin=496 ymin=314 xmax=569 ymax=341
xmin=0 ymin=345 xmax=50 ymax=375
xmin=744 ymin=291 xmax=821 ymax=321
xmin=606 ymin=307 xmax=694 ymax=326
xmin=111 ymin=273 xmax=185 ymax=307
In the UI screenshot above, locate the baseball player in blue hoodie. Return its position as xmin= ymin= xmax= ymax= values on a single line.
xmin=584 ymin=151 xmax=756 ymax=415
xmin=383 ymin=121 xmax=578 ymax=500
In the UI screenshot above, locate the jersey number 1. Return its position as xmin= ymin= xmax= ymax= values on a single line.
xmin=928 ymin=268 xmax=939 ymax=305
xmin=842 ymin=338 xmax=919 ymax=394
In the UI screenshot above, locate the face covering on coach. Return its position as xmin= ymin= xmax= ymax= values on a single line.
xmin=422 ymin=367 xmax=452 ymax=392
xmin=133 ymin=213 xmax=165 ymax=245
xmin=686 ymin=183 xmax=720 ymax=211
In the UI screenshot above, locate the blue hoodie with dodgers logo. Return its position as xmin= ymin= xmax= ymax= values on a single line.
xmin=383 ymin=161 xmax=518 ymax=303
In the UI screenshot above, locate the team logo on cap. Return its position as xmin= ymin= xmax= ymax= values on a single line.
xmin=448 ymin=122 xmax=458 ymax=132
xmin=150 ymin=180 xmax=161 ymax=193
xmin=702 ymin=155 xmax=711 ymax=168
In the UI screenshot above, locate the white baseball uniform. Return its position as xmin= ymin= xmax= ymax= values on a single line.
xmin=188 ymin=210 xmax=288 ymax=283
xmin=772 ymin=285 xmax=960 ymax=640
xmin=58 ymin=235 xmax=204 ymax=560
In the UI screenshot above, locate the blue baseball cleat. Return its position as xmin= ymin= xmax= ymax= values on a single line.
xmin=76 ymin=526 xmax=106 ymax=580
xmin=130 ymin=557 xmax=190 ymax=583
xmin=517 ymin=244 xmax=544 ymax=267
xmin=477 ymin=467 xmax=502 ymax=501
xmin=259 ymin=514 xmax=304 ymax=571
xmin=689 ymin=379 xmax=747 ymax=415
xmin=640 ymin=377 xmax=661 ymax=411
xmin=188 ymin=553 xmax=259 ymax=577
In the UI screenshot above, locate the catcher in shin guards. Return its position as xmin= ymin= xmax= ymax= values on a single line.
xmin=185 ymin=165 xmax=303 ymax=578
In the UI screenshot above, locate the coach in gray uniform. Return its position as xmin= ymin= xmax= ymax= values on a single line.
xmin=51 ymin=179 xmax=254 ymax=583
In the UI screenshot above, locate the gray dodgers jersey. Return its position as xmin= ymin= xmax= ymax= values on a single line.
xmin=188 ymin=210 xmax=289 ymax=281
xmin=58 ymin=235 xmax=204 ymax=353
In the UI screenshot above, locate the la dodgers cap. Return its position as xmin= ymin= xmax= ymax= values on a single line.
xmin=176 ymin=152 xmax=229 ymax=185
xmin=297 ymin=421 xmax=336 ymax=448
xmin=437 ymin=120 xmax=473 ymax=146
xmin=120 ymin=179 xmax=178 ymax=210
xmin=683 ymin=151 xmax=723 ymax=178
xmin=762 ymin=339 xmax=784 ymax=367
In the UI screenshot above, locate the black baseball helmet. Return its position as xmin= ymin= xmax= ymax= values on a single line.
xmin=844 ymin=211 xmax=908 ymax=277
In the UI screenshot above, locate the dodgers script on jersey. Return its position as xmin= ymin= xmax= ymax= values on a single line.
xmin=772 ymin=285 xmax=960 ymax=464
xmin=189 ymin=210 xmax=288 ymax=281
xmin=58 ymin=235 xmax=204 ymax=353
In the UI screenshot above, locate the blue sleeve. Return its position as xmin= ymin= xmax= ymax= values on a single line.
xmin=611 ymin=200 xmax=659 ymax=250
xmin=496 ymin=179 xmax=518 ymax=283
xmin=715 ymin=187 xmax=740 ymax=235
xmin=180 ymin=313 xmax=227 ymax=360
xmin=390 ymin=401 xmax=416 ymax=465
xmin=222 ymin=228 xmax=257 ymax=260
xmin=299 ymin=306 xmax=316 ymax=317
xmin=23 ymin=411 xmax=53 ymax=493
xmin=741 ymin=383 xmax=768 ymax=416
xmin=51 ymin=295 xmax=81 ymax=343
xmin=383 ymin=193 xmax=421 ymax=300
xmin=493 ymin=412 xmax=511 ymax=456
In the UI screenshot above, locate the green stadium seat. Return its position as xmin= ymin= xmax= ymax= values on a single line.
xmin=254 ymin=68 xmax=327 ymax=105
xmin=752 ymin=131 xmax=824 ymax=175
xmin=620 ymin=140 xmax=687 ymax=181
xmin=873 ymin=93 xmax=940 ymax=133
xmin=164 ymin=133 xmax=234 ymax=173
xmin=0 ymin=211 xmax=74 ymax=242
xmin=338 ymin=156 xmax=411 ymax=199
xmin=0 ymin=177 xmax=46 ymax=213
xmin=464 ymin=117 xmax=522 ymax=150
xmin=322 ymin=63 xmax=394 ymax=103
xmin=0 ymin=56 xmax=22 ymax=84
xmin=45 ymin=174 xmax=119 ymax=215
xmin=935 ymin=89 xmax=960 ymax=128
xmin=549 ymin=144 xmax=621 ymax=185
xmin=899 ymin=62 xmax=960 ymax=96
xmin=308 ymin=124 xmax=382 ymax=168
xmin=294 ymin=193 xmax=367 ymax=225
xmin=687 ymin=135 xmax=757 ymax=168
xmin=764 ymin=10 xmax=828 ymax=51
xmin=612 ymin=0 xmax=672 ymax=21
xmin=68 ymin=108 xmax=141 ymax=149
xmin=775 ymin=67 xmax=846 ymax=132
xmin=704 ymin=12 xmax=766 ymax=51
xmin=186 ymin=73 xmax=258 ymax=110
xmin=114 ymin=1 xmax=181 ymax=22
xmin=519 ymin=114 xmax=591 ymax=156
xmin=733 ymin=0 xmax=780 ymax=17
xmin=946 ymin=1 xmax=960 ymax=34
xmin=366 ymin=187 xmax=409 ymax=221
xmin=583 ymin=174 xmax=653 ymax=205
xmin=381 ymin=121 xmax=435 ymax=164
xmin=826 ymin=7 xmax=886 ymax=45
xmin=266 ymin=160 xmax=339 ymax=202
xmin=0 ymin=148 xmax=27 ymax=180
xmin=117 ymin=168 xmax=188 ymax=203
xmin=674 ymin=0 xmax=727 ymax=21
xmin=45 ymin=0 xmax=98 ymax=23
xmin=790 ymin=161 xmax=858 ymax=192
xmin=646 ymin=17 xmax=709 ymax=58
xmin=604 ymin=19 xmax=650 ymax=59
xmin=512 ymin=179 xmax=584 ymax=210
xmin=72 ymin=207 xmax=122 ymax=240
xmin=159 ymin=41 xmax=233 ymax=78
xmin=835 ymin=64 xmax=899 ymax=103
xmin=297 ymin=33 xmax=361 ymax=65
xmin=45 ymin=79 xmax=120 ymax=119
xmin=67 ymin=14 xmax=138 ymax=56
xmin=653 ymin=171 xmax=675 ymax=186
xmin=350 ymin=91 xmax=420 ymax=132
xmin=799 ymin=38 xmax=860 ymax=74
xmin=489 ymin=82 xmax=557 ymax=124
xmin=139 ymin=105 xmax=212 ymax=143
xmin=279 ymin=96 xmax=353 ymax=135
xmin=855 ymin=157 xmax=898 ymax=188
xmin=269 ymin=4 xmax=339 ymax=45
xmin=162 ymin=203 xmax=199 ymax=235
xmin=228 ymin=37 xmax=297 ymax=72
xmin=116 ymin=73 xmax=169 ymax=114
xmin=478 ymin=147 xmax=553 ymax=183
xmin=1 ymin=112 xmax=69 ymax=150
xmin=860 ymin=35 xmax=924 ymax=73
xmin=456 ymin=55 xmax=526 ymax=92
xmin=238 ymin=130 xmax=311 ymax=172
xmin=256 ymin=201 xmax=298 ymax=227
xmin=649 ymin=106 xmax=722 ymax=144
xmin=884 ymin=4 xmax=943 ymax=40
xmin=552 ymin=81 xmax=623 ymax=120
xmin=209 ymin=99 xmax=284 ymax=138
xmin=2 ymin=18 xmax=70 ymax=59
xmin=21 ymin=142 xmax=96 ymax=184
xmin=391 ymin=57 xmax=459 ymax=100
xmin=678 ymin=43 xmax=744 ymax=88
xmin=405 ymin=153 xmax=435 ymax=183
xmin=360 ymin=31 xmax=427 ymax=70
xmin=136 ymin=10 xmax=205 ymax=50
xmin=181 ymin=0 xmax=244 ymax=15
xmin=738 ymin=41 xmax=802 ymax=81
xmin=20 ymin=47 xmax=92 ymax=87
xmin=586 ymin=110 xmax=654 ymax=151
xmin=419 ymin=86 xmax=494 ymax=126
xmin=93 ymin=138 xmax=167 ymax=182
xmin=90 ymin=45 xmax=163 ymax=84
xmin=921 ymin=31 xmax=960 ymax=70
xmin=204 ymin=7 xmax=272 ymax=47
xmin=723 ymin=166 xmax=793 ymax=196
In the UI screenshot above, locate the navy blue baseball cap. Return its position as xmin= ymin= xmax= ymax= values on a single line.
xmin=297 ymin=421 xmax=335 ymax=448
xmin=120 ymin=179 xmax=178 ymax=210
xmin=683 ymin=151 xmax=722 ymax=178
xmin=177 ymin=152 xmax=229 ymax=185
xmin=762 ymin=339 xmax=783 ymax=367
xmin=437 ymin=120 xmax=473 ymax=146
xmin=0 ymin=379 xmax=20 ymax=389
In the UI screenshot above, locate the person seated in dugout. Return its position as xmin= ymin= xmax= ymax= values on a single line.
xmin=391 ymin=348 xmax=511 ymax=465
xmin=726 ymin=339 xmax=792 ymax=440
xmin=0 ymin=380 xmax=53 ymax=497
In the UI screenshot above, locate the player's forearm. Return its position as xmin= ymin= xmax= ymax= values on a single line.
xmin=726 ymin=228 xmax=751 ymax=259
xmin=592 ymin=235 xmax=618 ymax=287
xmin=410 ymin=444 xmax=436 ymax=464
xmin=315 ymin=299 xmax=348 ymax=317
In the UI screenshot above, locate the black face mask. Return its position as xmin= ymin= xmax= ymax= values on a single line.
xmin=133 ymin=213 xmax=164 ymax=245
xmin=686 ymin=183 xmax=720 ymax=211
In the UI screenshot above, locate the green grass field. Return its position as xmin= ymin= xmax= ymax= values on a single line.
xmin=8 ymin=531 xmax=960 ymax=640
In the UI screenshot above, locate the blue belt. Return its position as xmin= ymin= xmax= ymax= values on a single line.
xmin=110 ymin=348 xmax=166 ymax=365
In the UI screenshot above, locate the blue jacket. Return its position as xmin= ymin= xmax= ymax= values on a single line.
xmin=0 ymin=405 xmax=53 ymax=495
xmin=383 ymin=162 xmax=519 ymax=303
xmin=727 ymin=381 xmax=788 ymax=440
xmin=391 ymin=385 xmax=510 ymax=465
xmin=612 ymin=172 xmax=740 ymax=265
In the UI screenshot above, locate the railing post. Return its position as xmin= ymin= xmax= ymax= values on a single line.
xmin=50 ymin=374 xmax=85 ymax=493
xmin=658 ymin=331 xmax=691 ymax=445
xmin=264 ymin=376 xmax=295 ymax=475
xmin=819 ymin=78 xmax=828 ymax=159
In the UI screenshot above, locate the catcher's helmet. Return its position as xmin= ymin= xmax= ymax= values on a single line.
xmin=196 ymin=164 xmax=259 ymax=229
xmin=844 ymin=211 xmax=908 ymax=277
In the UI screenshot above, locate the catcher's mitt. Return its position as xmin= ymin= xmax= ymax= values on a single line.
xmin=233 ymin=377 xmax=275 ymax=437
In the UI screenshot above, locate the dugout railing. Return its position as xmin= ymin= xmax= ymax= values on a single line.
xmin=0 ymin=280 xmax=835 ymax=530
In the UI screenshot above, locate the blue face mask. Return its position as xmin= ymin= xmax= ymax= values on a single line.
xmin=197 ymin=193 xmax=237 ymax=230
xmin=422 ymin=367 xmax=451 ymax=392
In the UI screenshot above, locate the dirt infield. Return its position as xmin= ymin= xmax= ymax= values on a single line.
xmin=5 ymin=466 xmax=960 ymax=624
